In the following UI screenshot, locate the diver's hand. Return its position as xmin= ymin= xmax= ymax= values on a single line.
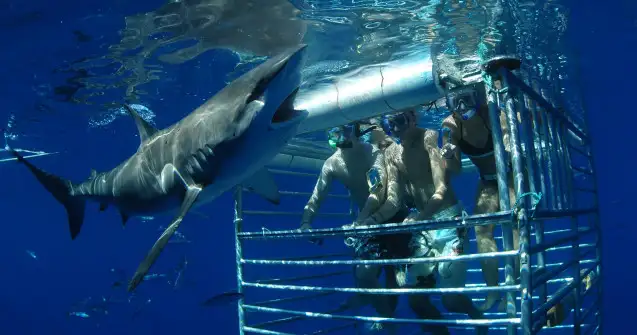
xmin=441 ymin=143 xmax=457 ymax=159
xmin=361 ymin=217 xmax=377 ymax=226
xmin=300 ymin=222 xmax=323 ymax=246
xmin=342 ymin=223 xmax=356 ymax=230
xmin=403 ymin=215 xmax=418 ymax=223
xmin=299 ymin=222 xmax=312 ymax=231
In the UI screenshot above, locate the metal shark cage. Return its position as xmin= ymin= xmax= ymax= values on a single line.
xmin=231 ymin=56 xmax=601 ymax=335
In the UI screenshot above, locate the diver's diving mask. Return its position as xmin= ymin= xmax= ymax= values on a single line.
xmin=358 ymin=124 xmax=378 ymax=143
xmin=366 ymin=167 xmax=382 ymax=193
xmin=384 ymin=113 xmax=410 ymax=137
xmin=446 ymin=86 xmax=479 ymax=121
xmin=328 ymin=125 xmax=355 ymax=149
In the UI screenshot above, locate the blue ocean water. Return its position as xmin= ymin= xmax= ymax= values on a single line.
xmin=0 ymin=0 xmax=635 ymax=334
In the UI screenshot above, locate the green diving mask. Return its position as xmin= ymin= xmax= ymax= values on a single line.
xmin=328 ymin=125 xmax=355 ymax=149
xmin=366 ymin=167 xmax=382 ymax=193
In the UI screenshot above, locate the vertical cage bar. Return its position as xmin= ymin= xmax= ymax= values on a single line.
xmin=541 ymin=88 xmax=562 ymax=210
xmin=534 ymin=82 xmax=555 ymax=210
xmin=551 ymin=98 xmax=569 ymax=209
xmin=518 ymin=74 xmax=547 ymax=317
xmin=501 ymin=68 xmax=532 ymax=335
xmin=561 ymin=122 xmax=582 ymax=334
xmin=586 ymin=142 xmax=604 ymax=333
xmin=557 ymin=123 xmax=574 ymax=208
xmin=484 ymin=73 xmax=517 ymax=335
xmin=522 ymin=75 xmax=548 ymax=310
xmin=235 ymin=186 xmax=247 ymax=335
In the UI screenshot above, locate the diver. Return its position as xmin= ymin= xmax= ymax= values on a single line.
xmin=370 ymin=110 xmax=486 ymax=335
xmin=341 ymin=120 xmax=411 ymax=334
xmin=300 ymin=122 xmax=397 ymax=326
xmin=437 ymin=78 xmax=518 ymax=312
xmin=299 ymin=123 xmax=376 ymax=230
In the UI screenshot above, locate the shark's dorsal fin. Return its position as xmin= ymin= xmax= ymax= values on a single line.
xmin=123 ymin=104 xmax=158 ymax=145
xmin=90 ymin=169 xmax=97 ymax=179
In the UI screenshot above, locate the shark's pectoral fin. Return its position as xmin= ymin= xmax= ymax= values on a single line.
xmin=243 ymin=168 xmax=281 ymax=205
xmin=123 ymin=104 xmax=159 ymax=146
xmin=127 ymin=184 xmax=202 ymax=292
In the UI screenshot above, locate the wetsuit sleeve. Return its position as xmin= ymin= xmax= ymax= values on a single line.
xmin=416 ymin=130 xmax=449 ymax=220
xmin=300 ymin=158 xmax=334 ymax=226
xmin=369 ymin=145 xmax=403 ymax=224
xmin=441 ymin=117 xmax=462 ymax=174
xmin=356 ymin=151 xmax=386 ymax=223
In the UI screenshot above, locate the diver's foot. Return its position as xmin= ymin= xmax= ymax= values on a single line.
xmin=546 ymin=303 xmax=566 ymax=327
xmin=478 ymin=292 xmax=501 ymax=312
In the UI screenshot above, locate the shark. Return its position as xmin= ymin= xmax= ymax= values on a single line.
xmin=11 ymin=44 xmax=309 ymax=292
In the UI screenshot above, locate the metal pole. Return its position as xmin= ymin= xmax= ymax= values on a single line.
xmin=500 ymin=68 xmax=532 ymax=335
xmin=533 ymin=82 xmax=555 ymax=211
xmin=483 ymin=58 xmax=518 ymax=335
xmin=584 ymin=142 xmax=603 ymax=334
xmin=234 ymin=186 xmax=246 ymax=335
xmin=518 ymin=73 xmax=547 ymax=312
xmin=521 ymin=75 xmax=548 ymax=312
xmin=556 ymin=118 xmax=582 ymax=334
xmin=541 ymin=88 xmax=562 ymax=210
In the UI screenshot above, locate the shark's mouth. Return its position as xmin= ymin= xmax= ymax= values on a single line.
xmin=271 ymin=87 xmax=304 ymax=127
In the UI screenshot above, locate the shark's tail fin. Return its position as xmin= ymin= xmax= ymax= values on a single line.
xmin=11 ymin=150 xmax=86 ymax=240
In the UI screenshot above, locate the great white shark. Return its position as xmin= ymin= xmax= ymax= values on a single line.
xmin=11 ymin=44 xmax=309 ymax=292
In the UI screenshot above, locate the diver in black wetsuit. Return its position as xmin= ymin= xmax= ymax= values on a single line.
xmin=438 ymin=83 xmax=518 ymax=312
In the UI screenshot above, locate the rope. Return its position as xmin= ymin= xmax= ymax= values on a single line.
xmin=512 ymin=192 xmax=543 ymax=219
xmin=261 ymin=226 xmax=271 ymax=237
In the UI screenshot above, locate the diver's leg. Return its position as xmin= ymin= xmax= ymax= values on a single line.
xmin=439 ymin=237 xmax=488 ymax=335
xmin=474 ymin=181 xmax=501 ymax=311
xmin=384 ymin=265 xmax=399 ymax=315
xmin=508 ymin=181 xmax=522 ymax=281
xmin=355 ymin=264 xmax=394 ymax=317
xmin=405 ymin=269 xmax=450 ymax=335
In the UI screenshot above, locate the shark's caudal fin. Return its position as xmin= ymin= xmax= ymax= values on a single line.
xmin=11 ymin=150 xmax=86 ymax=240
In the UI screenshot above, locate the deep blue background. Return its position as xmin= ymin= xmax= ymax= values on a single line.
xmin=1 ymin=0 xmax=635 ymax=334
xmin=567 ymin=1 xmax=637 ymax=334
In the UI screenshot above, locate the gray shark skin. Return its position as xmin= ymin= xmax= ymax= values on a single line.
xmin=11 ymin=44 xmax=309 ymax=292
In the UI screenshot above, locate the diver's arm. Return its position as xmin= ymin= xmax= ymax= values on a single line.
xmin=499 ymin=106 xmax=512 ymax=153
xmin=441 ymin=117 xmax=462 ymax=174
xmin=356 ymin=153 xmax=386 ymax=223
xmin=366 ymin=146 xmax=402 ymax=224
xmin=300 ymin=158 xmax=334 ymax=228
xmin=416 ymin=130 xmax=448 ymax=220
